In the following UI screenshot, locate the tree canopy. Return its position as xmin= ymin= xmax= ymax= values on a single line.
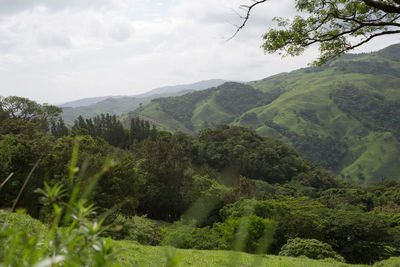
xmin=236 ymin=0 xmax=400 ymax=65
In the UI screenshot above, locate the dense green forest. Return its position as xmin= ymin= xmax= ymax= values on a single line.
xmin=126 ymin=44 xmax=400 ymax=184
xmin=1 ymin=96 xmax=400 ymax=265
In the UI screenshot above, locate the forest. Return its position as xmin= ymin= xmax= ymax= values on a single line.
xmin=1 ymin=96 xmax=400 ymax=265
xmin=130 ymin=44 xmax=400 ymax=184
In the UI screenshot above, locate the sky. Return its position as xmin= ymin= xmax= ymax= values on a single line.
xmin=0 ymin=0 xmax=399 ymax=104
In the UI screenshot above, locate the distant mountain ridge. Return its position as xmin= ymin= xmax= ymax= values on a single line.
xmin=60 ymin=79 xmax=227 ymax=123
xmin=126 ymin=43 xmax=400 ymax=184
xmin=60 ymin=96 xmax=126 ymax=108
xmin=133 ymin=79 xmax=228 ymax=98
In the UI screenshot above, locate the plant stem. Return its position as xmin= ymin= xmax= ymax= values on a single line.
xmin=0 ymin=172 xmax=14 ymax=192
xmin=2 ymin=159 xmax=41 ymax=230
xmin=11 ymin=158 xmax=42 ymax=213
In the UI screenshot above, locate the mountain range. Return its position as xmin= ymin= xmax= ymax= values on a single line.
xmin=60 ymin=79 xmax=227 ymax=124
xmin=122 ymin=44 xmax=400 ymax=184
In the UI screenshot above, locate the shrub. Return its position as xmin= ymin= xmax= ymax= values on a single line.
xmin=0 ymin=140 xmax=117 ymax=266
xmin=160 ymin=221 xmax=194 ymax=248
xmin=161 ymin=222 xmax=228 ymax=250
xmin=111 ymin=214 xmax=165 ymax=245
xmin=279 ymin=238 xmax=345 ymax=262
xmin=213 ymin=215 xmax=276 ymax=253
xmin=185 ymin=226 xmax=228 ymax=250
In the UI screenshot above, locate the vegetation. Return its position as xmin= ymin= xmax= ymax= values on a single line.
xmin=2 ymin=95 xmax=400 ymax=265
xmin=279 ymin=238 xmax=344 ymax=262
xmin=131 ymin=44 xmax=400 ymax=184
xmin=0 ymin=142 xmax=115 ymax=266
xmin=61 ymin=79 xmax=227 ymax=125
xmin=234 ymin=0 xmax=400 ymax=65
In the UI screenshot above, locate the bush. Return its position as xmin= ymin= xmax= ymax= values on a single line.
xmin=160 ymin=221 xmax=194 ymax=248
xmin=161 ymin=221 xmax=228 ymax=250
xmin=279 ymin=238 xmax=345 ymax=262
xmin=0 ymin=209 xmax=44 ymax=234
xmin=213 ymin=215 xmax=276 ymax=253
xmin=111 ymin=214 xmax=165 ymax=245
xmin=185 ymin=226 xmax=228 ymax=250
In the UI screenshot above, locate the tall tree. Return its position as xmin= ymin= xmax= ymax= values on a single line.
xmin=0 ymin=96 xmax=62 ymax=132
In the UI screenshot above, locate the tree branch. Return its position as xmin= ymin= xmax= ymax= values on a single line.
xmin=324 ymin=29 xmax=400 ymax=62
xmin=228 ymin=0 xmax=269 ymax=40
xmin=362 ymin=0 xmax=400 ymax=13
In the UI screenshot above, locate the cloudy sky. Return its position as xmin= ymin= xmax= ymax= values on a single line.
xmin=0 ymin=0 xmax=399 ymax=104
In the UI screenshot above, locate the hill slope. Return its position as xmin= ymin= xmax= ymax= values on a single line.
xmin=60 ymin=79 xmax=227 ymax=124
xmin=125 ymin=44 xmax=400 ymax=184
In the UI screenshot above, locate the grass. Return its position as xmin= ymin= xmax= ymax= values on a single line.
xmin=114 ymin=240 xmax=366 ymax=267
xmin=2 ymin=210 xmax=400 ymax=267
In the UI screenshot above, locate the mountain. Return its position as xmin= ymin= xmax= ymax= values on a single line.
xmin=133 ymin=79 xmax=228 ymax=98
xmin=125 ymin=44 xmax=400 ymax=184
xmin=60 ymin=96 xmax=126 ymax=108
xmin=60 ymin=79 xmax=227 ymax=124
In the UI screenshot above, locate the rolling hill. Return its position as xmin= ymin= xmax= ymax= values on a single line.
xmin=124 ymin=44 xmax=400 ymax=184
xmin=60 ymin=79 xmax=227 ymax=124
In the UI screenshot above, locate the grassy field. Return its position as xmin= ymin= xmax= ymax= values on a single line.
xmin=114 ymin=240 xmax=400 ymax=267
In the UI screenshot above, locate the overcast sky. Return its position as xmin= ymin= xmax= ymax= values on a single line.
xmin=0 ymin=0 xmax=399 ymax=104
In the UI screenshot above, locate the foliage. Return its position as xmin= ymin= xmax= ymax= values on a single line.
xmin=0 ymin=96 xmax=63 ymax=132
xmin=132 ymin=45 xmax=400 ymax=184
xmin=219 ymin=198 xmax=289 ymax=221
xmin=110 ymin=214 xmax=165 ymax=245
xmin=272 ymin=208 xmax=396 ymax=264
xmin=264 ymin=119 xmax=349 ymax=172
xmin=195 ymin=125 xmax=311 ymax=184
xmin=161 ymin=221 xmax=234 ymax=251
xmin=214 ymin=82 xmax=266 ymax=115
xmin=136 ymin=136 xmax=193 ymax=221
xmin=279 ymin=238 xmax=345 ymax=262
xmin=153 ymin=88 xmax=217 ymax=130
xmin=0 ymin=131 xmax=52 ymax=215
xmin=95 ymin=153 xmax=145 ymax=216
xmin=72 ymin=114 xmax=158 ymax=148
xmin=73 ymin=114 xmax=129 ymax=148
xmin=2 ymin=94 xmax=400 ymax=264
xmin=0 ymin=141 xmax=116 ymax=266
xmin=238 ymin=0 xmax=400 ymax=65
xmin=330 ymin=82 xmax=400 ymax=137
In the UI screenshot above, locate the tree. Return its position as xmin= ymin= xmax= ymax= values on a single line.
xmin=235 ymin=0 xmax=400 ymax=65
xmin=279 ymin=238 xmax=345 ymax=262
xmin=0 ymin=96 xmax=62 ymax=131
xmin=50 ymin=117 xmax=69 ymax=137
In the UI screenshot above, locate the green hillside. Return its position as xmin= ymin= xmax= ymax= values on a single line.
xmin=125 ymin=44 xmax=400 ymax=184
xmin=61 ymin=79 xmax=227 ymax=125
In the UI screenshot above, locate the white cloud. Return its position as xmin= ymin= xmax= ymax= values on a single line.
xmin=0 ymin=0 xmax=398 ymax=104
